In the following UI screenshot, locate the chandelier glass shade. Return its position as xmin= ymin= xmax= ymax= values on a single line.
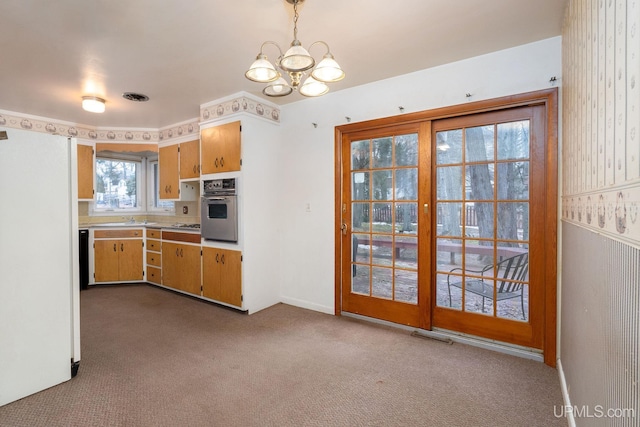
xmin=245 ymin=0 xmax=344 ymax=97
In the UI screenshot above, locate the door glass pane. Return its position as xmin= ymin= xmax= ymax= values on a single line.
xmin=351 ymin=140 xmax=370 ymax=170
xmin=352 ymin=233 xmax=370 ymax=263
xmin=371 ymin=234 xmax=392 ymax=267
xmin=437 ymin=166 xmax=462 ymax=200
xmin=395 ymin=236 xmax=417 ymax=269
xmin=435 ymin=130 xmax=463 ymax=164
xmin=497 ymin=202 xmax=528 ymax=241
xmin=468 ymin=202 xmax=494 ymax=238
xmin=436 ymin=238 xmax=462 ymax=270
xmin=372 ymin=267 xmax=393 ymax=299
xmin=465 ymin=164 xmax=494 ymax=200
xmin=352 ymin=172 xmax=369 ymax=200
xmin=372 ymin=137 xmax=393 ymax=168
xmin=352 ymin=265 xmax=370 ymax=295
xmin=395 ymin=203 xmax=417 ymax=234
xmin=494 ymin=247 xmax=529 ymax=321
xmin=395 ymin=134 xmax=418 ymax=166
xmin=465 ymin=125 xmax=494 ymax=162
xmin=395 ymin=270 xmax=417 ymax=304
xmin=438 ymin=272 xmax=461 ymax=309
xmin=497 ymin=161 xmax=529 ymax=200
xmin=437 ymin=203 xmax=462 ymax=237
xmin=372 ymin=170 xmax=392 ymax=200
xmin=372 ymin=202 xmax=393 ymax=232
xmin=497 ymin=121 xmax=530 ymax=160
xmin=395 ymin=168 xmax=417 ymax=200
xmin=352 ymin=203 xmax=370 ymax=232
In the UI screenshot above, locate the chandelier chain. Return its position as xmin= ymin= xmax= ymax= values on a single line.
xmin=292 ymin=0 xmax=300 ymax=41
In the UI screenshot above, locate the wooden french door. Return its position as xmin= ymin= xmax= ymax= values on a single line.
xmin=431 ymin=105 xmax=546 ymax=349
xmin=337 ymin=90 xmax=557 ymax=359
xmin=340 ymin=123 xmax=431 ymax=328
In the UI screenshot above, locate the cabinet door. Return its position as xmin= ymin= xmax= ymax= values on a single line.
xmin=201 ymin=121 xmax=241 ymax=174
xmin=94 ymin=239 xmax=119 ymax=282
xmin=179 ymin=139 xmax=200 ymax=179
xmin=77 ymin=144 xmax=94 ymax=199
xmin=202 ymin=247 xmax=242 ymax=306
xmin=162 ymin=242 xmax=181 ymax=290
xmin=163 ymin=242 xmax=201 ymax=295
xmin=202 ymin=247 xmax=222 ymax=300
xmin=118 ymin=239 xmax=143 ymax=281
xmin=159 ymin=144 xmax=179 ymax=199
xmin=180 ymin=244 xmax=202 ymax=295
xmin=219 ymin=249 xmax=242 ymax=306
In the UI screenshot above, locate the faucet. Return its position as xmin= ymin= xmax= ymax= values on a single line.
xmin=128 ymin=216 xmax=135 ymax=224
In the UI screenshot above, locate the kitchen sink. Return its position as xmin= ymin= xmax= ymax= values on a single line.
xmin=92 ymin=222 xmax=156 ymax=227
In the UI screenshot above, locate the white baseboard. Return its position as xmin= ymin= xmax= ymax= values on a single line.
xmin=557 ymin=358 xmax=576 ymax=427
xmin=280 ymin=296 xmax=335 ymax=315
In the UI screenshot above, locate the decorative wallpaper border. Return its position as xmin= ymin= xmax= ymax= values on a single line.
xmin=562 ymin=185 xmax=640 ymax=243
xmin=158 ymin=119 xmax=200 ymax=142
xmin=0 ymin=93 xmax=277 ymax=144
xmin=200 ymin=94 xmax=280 ymax=124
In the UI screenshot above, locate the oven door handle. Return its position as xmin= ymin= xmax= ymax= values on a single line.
xmin=205 ymin=197 xmax=227 ymax=201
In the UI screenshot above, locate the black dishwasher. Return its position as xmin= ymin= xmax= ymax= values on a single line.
xmin=79 ymin=229 xmax=89 ymax=290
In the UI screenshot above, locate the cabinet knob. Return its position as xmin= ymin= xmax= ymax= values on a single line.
xmin=215 ymin=158 xmax=219 ymax=168
xmin=113 ymin=243 xmax=117 ymax=252
xmin=193 ymin=165 xmax=196 ymax=173
xmin=121 ymin=243 xmax=124 ymax=252
xmin=220 ymin=157 xmax=224 ymax=167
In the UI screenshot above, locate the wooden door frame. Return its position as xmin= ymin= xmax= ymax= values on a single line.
xmin=335 ymin=88 xmax=558 ymax=367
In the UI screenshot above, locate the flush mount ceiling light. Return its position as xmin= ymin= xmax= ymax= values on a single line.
xmin=245 ymin=0 xmax=344 ymax=97
xmin=82 ymin=96 xmax=106 ymax=113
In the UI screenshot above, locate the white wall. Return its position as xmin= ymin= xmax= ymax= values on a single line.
xmin=278 ymin=36 xmax=562 ymax=314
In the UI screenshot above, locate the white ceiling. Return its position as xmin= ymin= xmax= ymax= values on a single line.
xmin=0 ymin=0 xmax=567 ymax=129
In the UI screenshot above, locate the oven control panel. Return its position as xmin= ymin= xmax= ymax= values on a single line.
xmin=203 ymin=178 xmax=236 ymax=195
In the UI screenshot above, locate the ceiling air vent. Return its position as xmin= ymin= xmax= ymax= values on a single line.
xmin=122 ymin=92 xmax=149 ymax=102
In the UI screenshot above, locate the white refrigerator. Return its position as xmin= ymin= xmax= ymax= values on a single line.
xmin=0 ymin=127 xmax=80 ymax=406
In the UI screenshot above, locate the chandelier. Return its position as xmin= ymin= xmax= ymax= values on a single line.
xmin=244 ymin=0 xmax=345 ymax=97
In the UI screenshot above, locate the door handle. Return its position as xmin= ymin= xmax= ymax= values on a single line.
xmin=341 ymin=223 xmax=348 ymax=235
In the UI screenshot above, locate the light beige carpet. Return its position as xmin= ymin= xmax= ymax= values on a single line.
xmin=0 ymin=284 xmax=567 ymax=426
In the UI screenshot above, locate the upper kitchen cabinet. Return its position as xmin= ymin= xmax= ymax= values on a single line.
xmin=179 ymin=139 xmax=200 ymax=180
xmin=159 ymin=144 xmax=179 ymax=199
xmin=77 ymin=143 xmax=94 ymax=200
xmin=201 ymin=121 xmax=241 ymax=174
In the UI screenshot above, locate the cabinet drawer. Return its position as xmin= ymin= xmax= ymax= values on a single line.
xmin=95 ymin=229 xmax=143 ymax=238
xmin=147 ymin=252 xmax=161 ymax=267
xmin=147 ymin=239 xmax=161 ymax=252
xmin=162 ymin=230 xmax=201 ymax=244
xmin=147 ymin=229 xmax=161 ymax=239
xmin=147 ymin=266 xmax=161 ymax=284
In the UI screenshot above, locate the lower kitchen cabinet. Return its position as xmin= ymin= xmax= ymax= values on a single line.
xmin=146 ymin=228 xmax=162 ymax=285
xmin=202 ymin=247 xmax=242 ymax=307
xmin=94 ymin=238 xmax=143 ymax=282
xmin=162 ymin=241 xmax=201 ymax=296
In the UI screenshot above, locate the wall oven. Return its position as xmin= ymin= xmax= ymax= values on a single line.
xmin=201 ymin=178 xmax=238 ymax=242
